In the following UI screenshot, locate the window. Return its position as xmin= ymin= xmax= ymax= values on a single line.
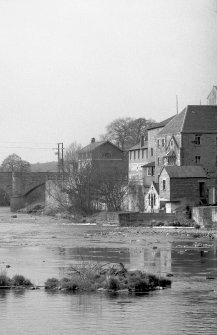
xmin=102 ymin=152 xmax=111 ymax=159
xmin=195 ymin=135 xmax=201 ymax=145
xmin=162 ymin=180 xmax=166 ymax=191
xmin=148 ymin=194 xmax=151 ymax=206
xmin=170 ymin=139 xmax=173 ymax=147
xmin=157 ymin=140 xmax=160 ymax=148
xmin=195 ymin=156 xmax=201 ymax=164
xmin=146 ymin=150 xmax=148 ymax=159
xmin=157 ymin=157 xmax=160 ymax=166
xmin=134 ymin=151 xmax=136 ymax=160
xmin=138 ymin=150 xmax=140 ymax=159
xmin=162 ymin=139 xmax=165 ymax=147
xmin=147 ymin=167 xmax=155 ymax=176
xmin=142 ymin=149 xmax=145 ymax=159
xmin=130 ymin=151 xmax=132 ymax=160
xmin=151 ymin=148 xmax=154 ymax=156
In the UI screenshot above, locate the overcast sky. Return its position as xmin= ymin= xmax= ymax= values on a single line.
xmin=0 ymin=0 xmax=217 ymax=163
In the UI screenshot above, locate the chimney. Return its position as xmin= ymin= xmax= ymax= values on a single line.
xmin=140 ymin=135 xmax=144 ymax=147
xmin=91 ymin=137 xmax=95 ymax=143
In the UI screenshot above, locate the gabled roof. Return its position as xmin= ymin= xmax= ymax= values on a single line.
xmin=148 ymin=115 xmax=176 ymax=130
xmin=207 ymin=86 xmax=217 ymax=99
xmin=128 ymin=141 xmax=148 ymax=151
xmin=158 ymin=105 xmax=217 ymax=135
xmin=158 ymin=109 xmax=186 ymax=135
xmin=153 ymin=182 xmax=159 ymax=194
xmin=162 ymin=165 xmax=206 ymax=178
xmin=142 ymin=161 xmax=155 ymax=168
xmin=78 ymin=140 xmax=123 ymax=154
xmin=164 ymin=150 xmax=176 ymax=158
xmin=78 ymin=141 xmax=106 ymax=153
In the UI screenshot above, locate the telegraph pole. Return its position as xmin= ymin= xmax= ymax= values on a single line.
xmin=56 ymin=143 xmax=64 ymax=174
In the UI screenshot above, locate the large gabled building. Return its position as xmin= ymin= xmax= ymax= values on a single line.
xmin=146 ymin=105 xmax=217 ymax=212
xmin=78 ymin=137 xmax=127 ymax=175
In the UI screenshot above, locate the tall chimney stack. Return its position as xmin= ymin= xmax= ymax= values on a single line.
xmin=91 ymin=137 xmax=95 ymax=143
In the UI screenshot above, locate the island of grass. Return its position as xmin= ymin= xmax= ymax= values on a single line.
xmin=45 ymin=262 xmax=172 ymax=293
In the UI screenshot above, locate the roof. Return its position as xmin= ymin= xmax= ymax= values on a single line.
xmin=158 ymin=105 xmax=217 ymax=135
xmin=142 ymin=161 xmax=155 ymax=168
xmin=148 ymin=115 xmax=176 ymax=130
xmin=162 ymin=165 xmax=207 ymax=178
xmin=163 ymin=150 xmax=176 ymax=157
xmin=153 ymin=182 xmax=159 ymax=194
xmin=78 ymin=140 xmax=123 ymax=154
xmin=128 ymin=140 xmax=148 ymax=151
xmin=207 ymin=86 xmax=217 ymax=99
xmin=78 ymin=141 xmax=106 ymax=153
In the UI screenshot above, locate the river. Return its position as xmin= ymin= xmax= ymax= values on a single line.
xmin=0 ymin=208 xmax=217 ymax=334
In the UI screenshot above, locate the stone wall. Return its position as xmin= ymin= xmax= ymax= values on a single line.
xmin=119 ymin=212 xmax=176 ymax=227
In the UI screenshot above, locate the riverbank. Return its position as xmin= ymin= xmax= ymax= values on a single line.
xmin=0 ymin=207 xmax=215 ymax=250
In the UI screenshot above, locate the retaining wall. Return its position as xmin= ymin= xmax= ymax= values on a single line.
xmin=118 ymin=212 xmax=176 ymax=227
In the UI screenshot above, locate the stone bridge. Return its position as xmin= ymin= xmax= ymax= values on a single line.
xmin=0 ymin=172 xmax=60 ymax=212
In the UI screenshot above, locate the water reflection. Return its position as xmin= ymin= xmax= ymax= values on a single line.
xmin=1 ymin=241 xmax=217 ymax=334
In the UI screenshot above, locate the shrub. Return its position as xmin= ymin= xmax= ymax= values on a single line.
xmin=12 ymin=275 xmax=32 ymax=287
xmin=59 ymin=278 xmax=78 ymax=291
xmin=0 ymin=271 xmax=11 ymax=286
xmin=106 ymin=276 xmax=120 ymax=291
xmin=45 ymin=278 xmax=59 ymax=289
xmin=158 ymin=277 xmax=171 ymax=288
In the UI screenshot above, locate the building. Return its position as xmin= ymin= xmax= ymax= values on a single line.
xmin=78 ymin=138 xmax=127 ymax=174
xmin=128 ymin=136 xmax=148 ymax=211
xmin=148 ymin=105 xmax=217 ymax=212
xmin=207 ymin=86 xmax=217 ymax=105
xmin=159 ymin=165 xmax=207 ymax=213
xmin=127 ymin=115 xmax=175 ymax=211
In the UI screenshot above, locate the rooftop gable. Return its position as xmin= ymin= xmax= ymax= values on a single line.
xmin=158 ymin=109 xmax=186 ymax=135
xmin=182 ymin=105 xmax=217 ymax=133
xmin=207 ymin=86 xmax=217 ymax=99
xmin=161 ymin=165 xmax=206 ymax=178
xmin=158 ymin=105 xmax=217 ymax=135
xmin=79 ymin=140 xmax=123 ymax=154
xmin=148 ymin=115 xmax=175 ymax=130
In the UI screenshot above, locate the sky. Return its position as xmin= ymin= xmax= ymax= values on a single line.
xmin=0 ymin=0 xmax=217 ymax=163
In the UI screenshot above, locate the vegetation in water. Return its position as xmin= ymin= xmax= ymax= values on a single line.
xmin=44 ymin=261 xmax=172 ymax=293
xmin=0 ymin=271 xmax=32 ymax=288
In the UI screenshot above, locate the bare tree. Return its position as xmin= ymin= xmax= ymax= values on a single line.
xmin=103 ymin=117 xmax=156 ymax=150
xmin=1 ymin=154 xmax=31 ymax=172
xmin=105 ymin=117 xmax=133 ymax=150
xmin=47 ymin=164 xmax=128 ymax=215
xmin=64 ymin=141 xmax=82 ymax=172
